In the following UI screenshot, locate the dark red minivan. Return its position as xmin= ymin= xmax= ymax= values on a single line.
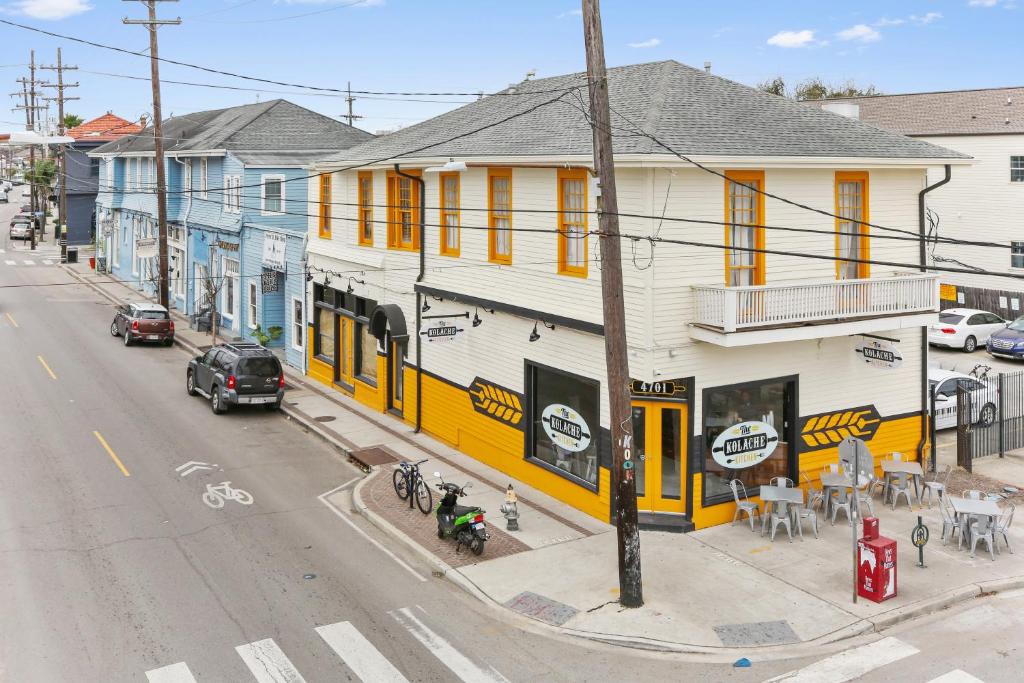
xmin=110 ymin=302 xmax=175 ymax=347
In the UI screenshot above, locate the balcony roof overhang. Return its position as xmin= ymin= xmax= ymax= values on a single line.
xmin=689 ymin=312 xmax=938 ymax=347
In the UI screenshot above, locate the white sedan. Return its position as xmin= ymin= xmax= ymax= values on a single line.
xmin=930 ymin=367 xmax=997 ymax=430
xmin=928 ymin=308 xmax=1006 ymax=353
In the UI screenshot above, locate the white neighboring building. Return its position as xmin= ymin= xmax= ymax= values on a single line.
xmin=819 ymin=88 xmax=1024 ymax=313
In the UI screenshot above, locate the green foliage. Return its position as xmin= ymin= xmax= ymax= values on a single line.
xmin=252 ymin=325 xmax=284 ymax=347
xmin=63 ymin=113 xmax=84 ymax=129
xmin=756 ymin=77 xmax=788 ymax=97
xmin=756 ymin=76 xmax=880 ymax=101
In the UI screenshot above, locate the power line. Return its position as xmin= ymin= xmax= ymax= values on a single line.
xmin=193 ymin=0 xmax=379 ymax=24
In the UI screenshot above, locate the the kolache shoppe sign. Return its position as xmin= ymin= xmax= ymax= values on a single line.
xmin=541 ymin=404 xmax=592 ymax=453
xmin=712 ymin=421 xmax=779 ymax=469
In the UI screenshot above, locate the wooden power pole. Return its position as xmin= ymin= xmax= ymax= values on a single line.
xmin=581 ymin=0 xmax=642 ymax=607
xmin=343 ymin=82 xmax=363 ymax=127
xmin=123 ymin=0 xmax=180 ymax=309
xmin=13 ymin=51 xmax=45 ymax=251
xmin=41 ymin=47 xmax=79 ymax=262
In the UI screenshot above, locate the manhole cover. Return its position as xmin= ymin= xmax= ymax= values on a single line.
xmin=350 ymin=447 xmax=398 ymax=467
xmin=504 ymin=591 xmax=578 ymax=626
xmin=714 ymin=620 xmax=798 ymax=647
xmin=314 ymin=415 xmax=336 ymax=423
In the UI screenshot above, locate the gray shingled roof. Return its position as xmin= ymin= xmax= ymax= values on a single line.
xmin=321 ymin=60 xmax=966 ymax=164
xmin=92 ymin=99 xmax=373 ymax=155
xmin=816 ymin=87 xmax=1024 ymax=136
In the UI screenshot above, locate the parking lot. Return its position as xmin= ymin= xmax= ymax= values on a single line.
xmin=929 ymin=343 xmax=1023 ymax=375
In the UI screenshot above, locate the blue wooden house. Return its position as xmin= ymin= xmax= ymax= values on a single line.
xmin=91 ymin=100 xmax=372 ymax=368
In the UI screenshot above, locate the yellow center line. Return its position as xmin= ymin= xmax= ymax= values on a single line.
xmin=93 ymin=431 xmax=130 ymax=477
xmin=37 ymin=355 xmax=57 ymax=380
xmin=5 ymin=313 xmax=17 ymax=328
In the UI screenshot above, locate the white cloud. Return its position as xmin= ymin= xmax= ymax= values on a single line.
xmin=628 ymin=37 xmax=661 ymax=49
xmin=874 ymin=17 xmax=905 ymax=26
xmin=837 ymin=23 xmax=881 ymax=42
xmin=9 ymin=0 xmax=91 ymax=19
xmin=968 ymin=0 xmax=999 ymax=6
xmin=556 ymin=8 xmax=582 ymax=18
xmin=911 ymin=12 xmax=943 ymax=24
xmin=279 ymin=0 xmax=384 ymax=5
xmin=766 ymin=29 xmax=817 ymax=48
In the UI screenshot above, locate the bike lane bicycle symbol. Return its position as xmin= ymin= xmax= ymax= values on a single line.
xmin=201 ymin=481 xmax=254 ymax=509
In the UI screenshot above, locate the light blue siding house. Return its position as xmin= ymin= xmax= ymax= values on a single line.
xmin=91 ymin=100 xmax=372 ymax=368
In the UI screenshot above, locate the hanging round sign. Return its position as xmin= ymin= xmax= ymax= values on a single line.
xmin=541 ymin=404 xmax=592 ymax=453
xmin=711 ymin=421 xmax=779 ymax=469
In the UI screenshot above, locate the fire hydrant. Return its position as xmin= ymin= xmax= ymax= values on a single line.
xmin=500 ymin=484 xmax=520 ymax=531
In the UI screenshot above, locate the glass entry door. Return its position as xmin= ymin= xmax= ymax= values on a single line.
xmin=631 ymin=401 xmax=687 ymax=514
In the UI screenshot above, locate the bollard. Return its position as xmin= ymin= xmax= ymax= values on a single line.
xmin=912 ymin=515 xmax=930 ymax=568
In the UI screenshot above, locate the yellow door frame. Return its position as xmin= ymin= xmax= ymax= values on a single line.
xmin=633 ymin=400 xmax=688 ymax=514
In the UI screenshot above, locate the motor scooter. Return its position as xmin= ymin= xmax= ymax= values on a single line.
xmin=433 ymin=471 xmax=488 ymax=556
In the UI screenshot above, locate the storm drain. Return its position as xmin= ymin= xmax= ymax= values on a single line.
xmin=313 ymin=415 xmax=337 ymax=423
xmin=504 ymin=591 xmax=579 ymax=626
xmin=349 ymin=447 xmax=398 ymax=468
xmin=713 ymin=620 xmax=798 ymax=647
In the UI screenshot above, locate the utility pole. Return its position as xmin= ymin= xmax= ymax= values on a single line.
xmin=343 ymin=82 xmax=363 ymax=127
xmin=12 ymin=51 xmax=45 ymax=251
xmin=41 ymin=47 xmax=79 ymax=263
xmin=123 ymin=0 xmax=180 ymax=309
xmin=581 ymin=0 xmax=642 ymax=608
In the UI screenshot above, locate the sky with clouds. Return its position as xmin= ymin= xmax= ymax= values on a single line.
xmin=0 ymin=0 xmax=1018 ymax=134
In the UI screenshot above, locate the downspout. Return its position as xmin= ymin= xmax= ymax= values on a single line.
xmin=917 ymin=164 xmax=952 ymax=465
xmin=395 ymin=163 xmax=426 ymax=433
xmin=173 ymin=157 xmax=192 ymax=312
xmin=301 ymin=231 xmax=309 ymax=377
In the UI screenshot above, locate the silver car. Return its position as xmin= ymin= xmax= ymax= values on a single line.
xmin=9 ymin=221 xmax=33 ymax=240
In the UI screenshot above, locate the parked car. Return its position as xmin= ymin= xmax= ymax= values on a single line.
xmin=928 ymin=308 xmax=1006 ymax=353
xmin=929 ymin=367 xmax=997 ymax=429
xmin=109 ymin=302 xmax=174 ymax=346
xmin=987 ymin=316 xmax=1024 ymax=359
xmin=9 ymin=220 xmax=34 ymax=241
xmin=10 ymin=212 xmax=41 ymax=230
xmin=186 ymin=342 xmax=284 ymax=414
xmin=20 ymin=186 xmax=30 ymax=197
xmin=0 ymin=189 xmax=7 ymax=203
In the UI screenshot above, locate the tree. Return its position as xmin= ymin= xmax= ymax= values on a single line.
xmin=757 ymin=76 xmax=788 ymax=97
xmin=63 ymin=113 xmax=83 ymax=130
xmin=756 ymin=76 xmax=880 ymax=101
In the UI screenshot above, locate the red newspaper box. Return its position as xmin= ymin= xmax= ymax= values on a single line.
xmin=858 ymin=534 xmax=897 ymax=603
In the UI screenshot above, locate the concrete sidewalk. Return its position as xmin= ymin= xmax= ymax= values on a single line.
xmin=63 ymin=260 xmax=1024 ymax=660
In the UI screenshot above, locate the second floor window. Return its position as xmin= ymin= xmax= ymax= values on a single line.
xmin=225 ymin=176 xmax=241 ymax=213
xmin=262 ymin=175 xmax=285 ymax=214
xmin=440 ymin=173 xmax=460 ymax=256
xmin=1013 ymin=242 xmax=1024 ymax=269
xmin=1012 ymin=156 xmax=1024 ymax=182
xmin=200 ymin=159 xmax=208 ymax=199
xmin=358 ymin=172 xmax=373 ymax=245
xmin=488 ymin=169 xmax=512 ymax=263
xmin=724 ymin=170 xmax=765 ymax=287
xmin=836 ymin=171 xmax=869 ymax=280
xmin=557 ymin=169 xmax=588 ymax=276
xmin=387 ymin=171 xmax=420 ymax=250
xmin=135 ymin=158 xmax=142 ymax=190
xmin=319 ymin=173 xmax=332 ymax=238
xmin=183 ymin=160 xmax=192 ymax=194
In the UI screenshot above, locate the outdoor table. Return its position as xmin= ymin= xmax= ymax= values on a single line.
xmin=948 ymin=496 xmax=1003 ymax=549
xmin=759 ymin=485 xmax=805 ymax=538
xmin=881 ymin=460 xmax=924 ymax=505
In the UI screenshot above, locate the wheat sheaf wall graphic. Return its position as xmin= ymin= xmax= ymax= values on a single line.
xmin=800 ymin=405 xmax=882 ymax=450
xmin=468 ymin=378 xmax=524 ymax=429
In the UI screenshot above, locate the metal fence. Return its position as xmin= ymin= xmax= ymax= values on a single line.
xmin=952 ymin=369 xmax=1024 ymax=472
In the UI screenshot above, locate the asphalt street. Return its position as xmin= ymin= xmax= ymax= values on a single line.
xmin=0 ymin=198 xmax=1019 ymax=682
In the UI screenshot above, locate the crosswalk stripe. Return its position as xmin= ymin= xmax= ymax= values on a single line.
xmin=235 ymin=638 xmax=308 ymax=683
xmin=43 ymin=259 xmax=53 ymax=265
xmin=391 ymin=607 xmax=509 ymax=683
xmin=316 ymin=621 xmax=408 ymax=683
xmin=763 ymin=636 xmax=919 ymax=682
xmin=4 ymin=260 xmax=14 ymax=265
xmin=22 ymin=260 xmax=34 ymax=266
xmin=145 ymin=662 xmax=198 ymax=683
xmin=927 ymin=671 xmax=985 ymax=683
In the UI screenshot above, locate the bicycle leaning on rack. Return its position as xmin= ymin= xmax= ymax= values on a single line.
xmin=970 ymin=363 xmax=993 ymax=382
xmin=393 ymin=459 xmax=433 ymax=514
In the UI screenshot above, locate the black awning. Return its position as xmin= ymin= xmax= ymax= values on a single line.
xmin=369 ymin=303 xmax=408 ymax=343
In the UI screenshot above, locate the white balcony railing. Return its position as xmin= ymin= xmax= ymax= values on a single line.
xmin=692 ymin=274 xmax=939 ymax=333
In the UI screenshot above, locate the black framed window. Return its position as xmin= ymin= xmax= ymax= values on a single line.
xmin=1012 ymin=242 xmax=1024 ymax=269
xmin=1012 ymin=156 xmax=1024 ymax=182
xmin=526 ymin=362 xmax=600 ymax=490
xmin=702 ymin=376 xmax=795 ymax=504
xmin=354 ymin=297 xmax=378 ymax=384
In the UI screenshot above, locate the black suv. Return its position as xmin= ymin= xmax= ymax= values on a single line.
xmin=186 ymin=342 xmax=284 ymax=414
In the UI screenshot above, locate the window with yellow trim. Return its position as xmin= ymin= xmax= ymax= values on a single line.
xmin=835 ymin=171 xmax=869 ymax=279
xmin=488 ymin=169 xmax=512 ymax=263
xmin=357 ymin=171 xmax=373 ymax=246
xmin=387 ymin=170 xmax=420 ymax=250
xmin=318 ymin=173 xmax=332 ymax=239
xmin=557 ymin=168 xmax=588 ymax=276
xmin=439 ymin=173 xmax=460 ymax=256
xmin=724 ymin=170 xmax=765 ymax=286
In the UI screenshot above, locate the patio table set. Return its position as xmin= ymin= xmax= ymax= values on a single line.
xmin=939 ymin=490 xmax=1015 ymax=560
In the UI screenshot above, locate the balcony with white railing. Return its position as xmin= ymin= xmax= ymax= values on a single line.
xmin=690 ymin=274 xmax=940 ymax=346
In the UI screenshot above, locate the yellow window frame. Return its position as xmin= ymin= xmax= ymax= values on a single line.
xmin=318 ymin=173 xmax=332 ymax=239
xmin=834 ymin=171 xmax=870 ymax=279
xmin=723 ymin=170 xmax=766 ymax=286
xmin=357 ymin=171 xmax=373 ymax=246
xmin=439 ymin=172 xmax=460 ymax=257
xmin=557 ymin=168 xmax=588 ymax=277
xmin=386 ymin=169 xmax=421 ymax=251
xmin=488 ymin=168 xmax=512 ymax=264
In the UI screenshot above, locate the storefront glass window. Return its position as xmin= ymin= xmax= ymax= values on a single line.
xmin=316 ymin=307 xmax=335 ymax=363
xmin=357 ymin=322 xmax=377 ymax=382
xmin=528 ymin=363 xmax=599 ymax=488
xmin=702 ymin=378 xmax=792 ymax=502
xmin=661 ymin=407 xmax=682 ymax=500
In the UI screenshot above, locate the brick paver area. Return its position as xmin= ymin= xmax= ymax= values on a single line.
xmin=362 ymin=468 xmax=530 ymax=568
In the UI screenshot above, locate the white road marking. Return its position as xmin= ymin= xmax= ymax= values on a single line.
xmin=391 ymin=606 xmax=509 ymax=683
xmin=22 ymin=259 xmax=33 ymax=266
xmin=235 ymin=638 xmax=308 ymax=683
xmin=4 ymin=260 xmax=14 ymax=265
xmin=763 ymin=636 xmax=919 ymax=682
xmin=927 ymin=671 xmax=985 ymax=683
xmin=0 ymin=248 xmax=5 ymax=253
xmin=317 ymin=482 xmax=426 ymax=583
xmin=43 ymin=259 xmax=53 ymax=265
xmin=316 ymin=620 xmax=408 ymax=683
xmin=145 ymin=662 xmax=198 ymax=683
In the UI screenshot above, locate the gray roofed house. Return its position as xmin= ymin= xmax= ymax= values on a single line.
xmin=320 ymin=60 xmax=966 ymax=165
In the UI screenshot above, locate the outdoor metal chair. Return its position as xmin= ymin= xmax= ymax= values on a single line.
xmin=825 ymin=464 xmax=840 ymax=474
xmin=794 ymin=491 xmax=818 ymax=540
xmin=831 ymin=486 xmax=853 ymax=525
xmin=995 ymin=503 xmax=1015 ymax=554
xmin=769 ymin=477 xmax=794 ymax=488
xmin=964 ymin=489 xmax=983 ymax=500
xmin=939 ymin=495 xmax=960 ymax=546
xmin=923 ymin=464 xmax=951 ymax=509
xmin=889 ymin=472 xmax=914 ymax=511
xmin=866 ymin=472 xmax=887 ymax=500
xmin=729 ymin=479 xmax=761 ymax=532
xmin=800 ymin=473 xmax=825 ymax=511
xmin=767 ymin=500 xmax=794 ymax=542
xmin=891 ymin=452 xmax=904 ymax=462
xmin=969 ymin=516 xmax=997 ymax=561
xmin=856 ymin=474 xmax=876 ymax=517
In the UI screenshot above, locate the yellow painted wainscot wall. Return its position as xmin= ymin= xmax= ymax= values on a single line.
xmin=690 ymin=412 xmax=926 ymax=530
